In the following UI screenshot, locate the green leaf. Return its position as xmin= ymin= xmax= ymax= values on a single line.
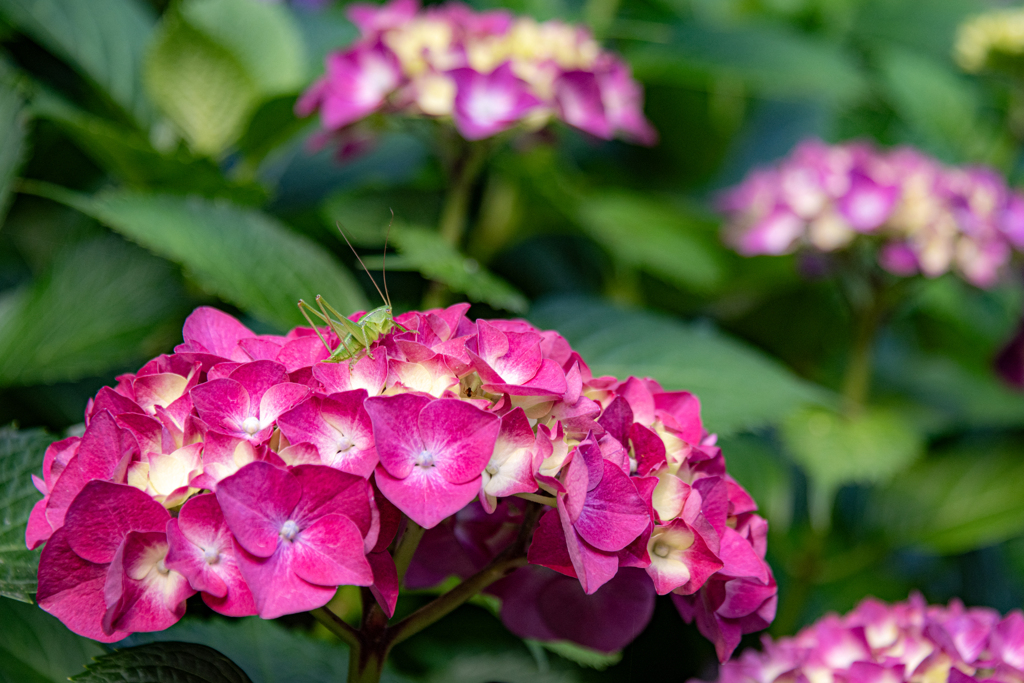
xmin=876 ymin=47 xmax=989 ymax=160
xmin=0 ymin=0 xmax=154 ymax=125
xmin=430 ymin=651 xmax=580 ymax=682
xmin=144 ymin=11 xmax=258 ymax=157
xmin=123 ymin=616 xmax=409 ymax=683
xmin=528 ymin=296 xmax=825 ymax=436
xmin=715 ymin=433 xmax=793 ymax=531
xmin=32 ymin=92 xmax=266 ymax=204
xmin=0 ymin=598 xmax=103 ymax=682
xmin=389 ymin=225 xmax=529 ymax=314
xmin=144 ymin=0 xmax=306 ymax=157
xmin=626 ymin=20 xmax=867 ymax=104
xmin=72 ymin=642 xmax=252 ymax=683
xmin=181 ymin=0 xmax=305 ymax=97
xmin=0 ymin=426 xmax=52 ymax=602
xmin=576 ymin=192 xmax=725 ymax=293
xmin=0 ymin=237 xmax=186 ymax=386
xmin=29 ymin=184 xmax=366 ymax=331
xmin=875 ymin=440 xmax=1024 ymax=554
xmin=534 ymin=641 xmax=620 ymax=671
xmin=781 ymin=406 xmax=923 ymax=527
xmin=0 ymin=81 xmax=27 ymax=227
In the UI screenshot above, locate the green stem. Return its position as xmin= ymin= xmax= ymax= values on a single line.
xmin=387 ymin=501 xmax=543 ymax=647
xmin=438 ymin=141 xmax=490 ymax=248
xmin=392 ymin=519 xmax=425 ymax=587
xmin=311 ymin=606 xmax=361 ymax=650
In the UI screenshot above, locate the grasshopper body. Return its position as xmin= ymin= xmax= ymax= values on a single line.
xmin=298 ymin=297 xmax=412 ymax=363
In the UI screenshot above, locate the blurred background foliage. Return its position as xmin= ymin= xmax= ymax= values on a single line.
xmin=2 ymin=0 xmax=1024 ymax=681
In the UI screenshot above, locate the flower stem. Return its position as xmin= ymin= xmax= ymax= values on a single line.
xmin=392 ymin=519 xmax=425 ymax=586
xmin=386 ymin=501 xmax=543 ymax=646
xmin=311 ymin=606 xmax=361 ymax=650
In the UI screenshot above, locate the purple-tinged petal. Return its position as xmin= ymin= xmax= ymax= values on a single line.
xmin=368 ymin=550 xmax=399 ymax=617
xmin=573 ymin=461 xmax=650 ymax=552
xmin=558 ymin=500 xmax=620 ymax=594
xmin=102 ymin=530 xmax=193 ymax=635
xmin=555 ymin=70 xmax=612 ymax=139
xmin=449 ymin=63 xmax=542 ymax=140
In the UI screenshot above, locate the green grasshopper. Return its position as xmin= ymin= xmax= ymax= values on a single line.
xmin=298 ymin=221 xmax=413 ymax=363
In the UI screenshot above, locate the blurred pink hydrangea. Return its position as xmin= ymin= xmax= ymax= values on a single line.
xmin=719 ymin=139 xmax=1024 ymax=288
xmin=28 ymin=303 xmax=772 ymax=659
xmin=699 ymin=593 xmax=1024 ymax=683
xmin=295 ymin=0 xmax=656 ymax=144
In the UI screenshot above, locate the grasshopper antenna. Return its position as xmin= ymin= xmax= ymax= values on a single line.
xmin=336 ymin=221 xmax=387 ymax=304
xmin=382 ymin=209 xmax=394 ymax=308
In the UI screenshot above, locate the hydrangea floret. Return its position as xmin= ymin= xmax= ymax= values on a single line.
xmin=295 ymin=0 xmax=655 ymax=144
xmin=702 ymin=594 xmax=1024 ymax=683
xmin=28 ymin=303 xmax=774 ymax=680
xmin=719 ymin=138 xmax=1024 ymax=288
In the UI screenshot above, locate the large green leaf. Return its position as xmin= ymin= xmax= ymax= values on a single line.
xmin=875 ymin=440 xmax=1024 ymax=554
xmin=124 ymin=616 xmax=408 ymax=683
xmin=145 ymin=12 xmax=257 ymax=157
xmin=528 ymin=297 xmax=826 ymax=436
xmin=0 ymin=0 xmax=154 ymax=125
xmin=429 ymin=651 xmax=580 ymax=683
xmin=0 ymin=81 xmax=27 ymax=227
xmin=72 ymin=642 xmax=252 ymax=683
xmin=145 ymin=0 xmax=305 ymax=157
xmin=30 ymin=185 xmax=366 ymax=330
xmin=181 ymin=0 xmax=305 ymax=97
xmin=389 ymin=225 xmax=529 ymax=314
xmin=876 ymin=47 xmax=992 ymax=161
xmin=781 ymin=405 xmax=923 ymax=526
xmin=625 ymin=20 xmax=867 ymax=104
xmin=32 ymin=92 xmax=266 ymax=204
xmin=576 ymin=192 xmax=726 ymax=294
xmin=0 ymin=426 xmax=52 ymax=602
xmin=0 ymin=598 xmax=103 ymax=682
xmin=0 ymin=237 xmax=186 ymax=386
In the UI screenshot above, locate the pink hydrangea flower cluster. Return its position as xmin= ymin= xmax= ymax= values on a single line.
xmin=704 ymin=594 xmax=1024 ymax=683
xmin=27 ymin=303 xmax=772 ymax=658
xmin=295 ymin=0 xmax=655 ymax=143
xmin=719 ymin=139 xmax=1024 ymax=288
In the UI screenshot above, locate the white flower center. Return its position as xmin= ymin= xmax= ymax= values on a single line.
xmin=280 ymin=520 xmax=300 ymax=542
xmin=156 ymin=559 xmax=170 ymax=575
xmin=242 ymin=417 xmax=261 ymax=435
xmin=485 ymin=463 xmax=499 ymax=476
xmin=415 ymin=451 xmax=435 ymax=468
xmin=652 ymin=542 xmax=671 ymax=559
xmin=335 ymin=436 xmax=354 ymax=455
xmin=203 ymin=547 xmax=220 ymax=565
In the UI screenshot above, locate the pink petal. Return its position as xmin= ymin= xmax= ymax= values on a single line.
xmin=37 ymin=529 xmax=129 ymax=643
xmin=179 ymin=307 xmax=255 ymax=360
xmin=364 ymin=393 xmax=431 ymax=479
xmin=368 ymin=550 xmax=399 ymax=617
xmin=290 ymin=513 xmax=373 ymax=587
xmin=228 ymin=360 xmax=290 ymax=407
xmin=558 ymin=502 xmax=620 ymax=595
xmin=313 ymin=352 xmax=388 ymax=395
xmin=276 ymin=336 xmax=330 ymax=372
xmin=103 ymin=530 xmax=193 ymax=634
xmin=216 ymin=462 xmax=302 ymax=558
xmin=63 ymin=481 xmax=170 ymax=564
xmin=573 ymin=461 xmax=650 ymax=552
xmin=258 ymin=382 xmax=311 ymax=428
xmin=190 ymin=379 xmax=250 ymax=434
xmin=419 ymin=399 xmax=500 ymax=484
xmin=374 ymin=465 xmax=482 ymax=529
xmin=234 ymin=543 xmax=337 ymax=619
xmin=291 ymin=464 xmax=372 ymax=537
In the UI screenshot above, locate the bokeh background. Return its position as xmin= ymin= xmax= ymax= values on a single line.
xmin=2 ymin=0 xmax=1024 ymax=681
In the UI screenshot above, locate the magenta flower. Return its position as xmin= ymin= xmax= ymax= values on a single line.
xmin=276 ymin=389 xmax=378 ymax=477
xmin=215 ymin=462 xmax=374 ymax=619
xmin=479 ymin=407 xmax=542 ymax=512
xmin=37 ymin=481 xmax=187 ymax=641
xmin=701 ymin=595 xmax=1024 ymax=683
xmin=364 ymin=393 xmax=500 ymax=528
xmin=720 ymin=138 xmax=1024 ymax=288
xmin=468 ymin=319 xmax=567 ymax=399
xmin=554 ymin=70 xmax=612 ymax=140
xmin=190 ymin=360 xmax=310 ymax=444
xmin=448 ymin=63 xmax=542 ymax=140
xmin=165 ymin=493 xmax=257 ymax=617
xmin=295 ymin=41 xmax=403 ymax=131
